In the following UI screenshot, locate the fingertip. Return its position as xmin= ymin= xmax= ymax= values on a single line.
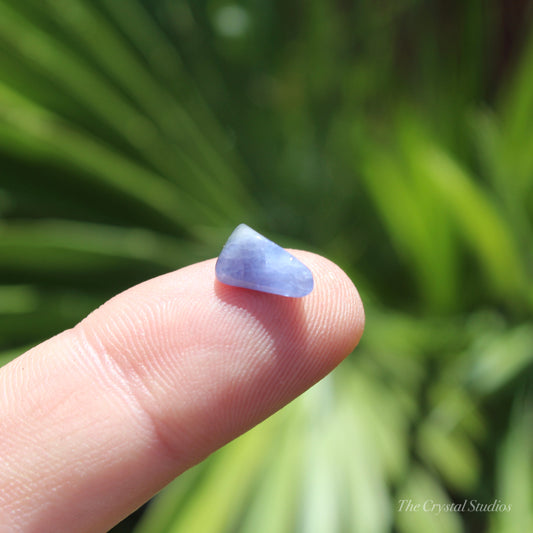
xmin=291 ymin=250 xmax=365 ymax=363
xmin=206 ymin=249 xmax=364 ymax=417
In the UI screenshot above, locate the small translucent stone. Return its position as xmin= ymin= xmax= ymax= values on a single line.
xmin=215 ymin=224 xmax=314 ymax=297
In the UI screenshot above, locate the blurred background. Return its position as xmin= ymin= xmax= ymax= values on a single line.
xmin=0 ymin=1 xmax=532 ymax=531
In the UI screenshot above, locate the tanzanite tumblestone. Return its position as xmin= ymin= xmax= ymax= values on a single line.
xmin=215 ymin=224 xmax=314 ymax=297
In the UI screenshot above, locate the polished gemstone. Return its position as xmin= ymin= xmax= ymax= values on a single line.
xmin=215 ymin=224 xmax=314 ymax=297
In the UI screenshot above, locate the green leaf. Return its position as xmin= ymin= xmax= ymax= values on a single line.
xmin=163 ymin=415 xmax=279 ymax=533
xmin=463 ymin=325 xmax=533 ymax=395
xmin=396 ymin=467 xmax=464 ymax=533
xmin=418 ymin=420 xmax=480 ymax=492
xmin=0 ymin=220 xmax=209 ymax=275
xmin=416 ymin=142 xmax=527 ymax=303
xmin=490 ymin=401 xmax=533 ymax=533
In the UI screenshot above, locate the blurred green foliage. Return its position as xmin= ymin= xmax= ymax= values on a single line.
xmin=0 ymin=1 xmax=532 ymax=532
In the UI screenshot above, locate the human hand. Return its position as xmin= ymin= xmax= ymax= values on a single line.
xmin=0 ymin=251 xmax=364 ymax=532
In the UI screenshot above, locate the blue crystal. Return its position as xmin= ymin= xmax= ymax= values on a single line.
xmin=215 ymin=224 xmax=314 ymax=297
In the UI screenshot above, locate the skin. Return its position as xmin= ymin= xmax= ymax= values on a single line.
xmin=0 ymin=251 xmax=364 ymax=532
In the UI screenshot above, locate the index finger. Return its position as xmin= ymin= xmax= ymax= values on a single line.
xmin=0 ymin=251 xmax=364 ymax=533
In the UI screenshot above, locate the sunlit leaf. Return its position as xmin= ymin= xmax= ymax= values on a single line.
xmin=490 ymin=402 xmax=533 ymax=533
